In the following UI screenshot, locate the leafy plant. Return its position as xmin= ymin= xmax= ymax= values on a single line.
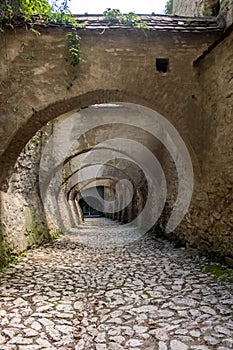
xmin=66 ymin=29 xmax=81 ymax=67
xmin=0 ymin=0 xmax=51 ymax=28
xmin=0 ymin=0 xmax=82 ymax=67
xmin=21 ymin=0 xmax=53 ymax=22
xmin=51 ymin=230 xmax=62 ymax=239
xmin=103 ymin=8 xmax=121 ymax=22
xmin=165 ymin=0 xmax=173 ymax=14
xmin=103 ymin=8 xmax=149 ymax=30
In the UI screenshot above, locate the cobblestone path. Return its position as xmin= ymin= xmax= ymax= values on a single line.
xmin=0 ymin=218 xmax=232 ymax=350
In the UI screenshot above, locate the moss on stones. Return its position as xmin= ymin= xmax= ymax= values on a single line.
xmin=0 ymin=223 xmax=16 ymax=269
xmin=25 ymin=209 xmax=50 ymax=247
xmin=0 ymin=210 xmax=51 ymax=270
xmin=202 ymin=264 xmax=233 ymax=283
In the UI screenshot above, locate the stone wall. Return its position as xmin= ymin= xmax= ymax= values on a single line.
xmin=0 ymin=132 xmax=51 ymax=267
xmin=221 ymin=0 xmax=233 ymax=25
xmin=173 ymin=0 xmax=233 ymax=26
xmin=0 ymin=26 xmax=221 ymax=186
xmin=175 ymin=31 xmax=233 ymax=265
xmin=0 ymin=22 xmax=232 ymax=266
xmin=173 ymin=0 xmax=199 ymax=16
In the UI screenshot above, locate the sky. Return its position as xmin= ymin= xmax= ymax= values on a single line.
xmin=68 ymin=0 xmax=167 ymax=15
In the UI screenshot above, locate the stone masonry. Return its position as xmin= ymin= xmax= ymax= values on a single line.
xmin=173 ymin=0 xmax=233 ymax=26
xmin=0 ymin=13 xmax=232 ymax=266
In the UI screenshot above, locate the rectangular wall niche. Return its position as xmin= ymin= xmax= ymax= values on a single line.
xmin=156 ymin=58 xmax=169 ymax=73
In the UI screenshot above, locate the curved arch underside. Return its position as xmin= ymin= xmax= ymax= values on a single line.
xmin=0 ymin=90 xmax=200 ymax=188
xmin=38 ymin=102 xmax=193 ymax=235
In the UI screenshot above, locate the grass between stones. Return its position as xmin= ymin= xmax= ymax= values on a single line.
xmin=201 ymin=264 xmax=233 ymax=283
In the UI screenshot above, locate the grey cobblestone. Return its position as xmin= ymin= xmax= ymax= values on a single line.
xmin=0 ymin=218 xmax=232 ymax=349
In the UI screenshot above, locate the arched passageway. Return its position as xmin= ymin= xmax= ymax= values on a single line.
xmin=0 ymin=96 xmax=232 ymax=265
xmin=78 ymin=187 xmax=105 ymax=218
xmin=0 ymin=100 xmax=196 ymax=258
xmin=0 ymin=15 xmax=232 ymax=266
xmin=34 ymin=102 xmax=195 ymax=245
xmin=0 ymin=11 xmax=232 ymax=349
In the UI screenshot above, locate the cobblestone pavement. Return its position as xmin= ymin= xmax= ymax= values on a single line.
xmin=0 ymin=218 xmax=233 ymax=350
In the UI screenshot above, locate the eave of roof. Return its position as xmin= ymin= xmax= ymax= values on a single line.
xmin=33 ymin=14 xmax=226 ymax=33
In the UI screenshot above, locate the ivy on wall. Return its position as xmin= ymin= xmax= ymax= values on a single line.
xmin=0 ymin=2 xmax=150 ymax=67
xmin=0 ymin=0 xmax=82 ymax=66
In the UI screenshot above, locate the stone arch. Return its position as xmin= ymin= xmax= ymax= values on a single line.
xmin=0 ymin=93 xmax=201 ymax=256
xmin=0 ymin=89 xmax=200 ymax=189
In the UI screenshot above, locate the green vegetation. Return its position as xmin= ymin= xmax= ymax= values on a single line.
xmin=0 ymin=224 xmax=12 ymax=269
xmin=0 ymin=214 xmax=60 ymax=271
xmin=51 ymin=230 xmax=62 ymax=239
xmin=0 ymin=0 xmax=82 ymax=66
xmin=1 ymin=3 xmax=150 ymax=67
xmin=0 ymin=223 xmax=25 ymax=270
xmin=143 ymin=290 xmax=152 ymax=298
xmin=53 ymin=300 xmax=62 ymax=307
xmin=25 ymin=210 xmax=50 ymax=247
xmin=66 ymin=29 xmax=82 ymax=67
xmin=202 ymin=264 xmax=233 ymax=283
xmin=165 ymin=0 xmax=173 ymax=14
xmin=62 ymin=168 xmax=68 ymax=185
xmin=0 ymin=0 xmax=76 ymax=30
xmin=103 ymin=8 xmax=149 ymax=29
xmin=203 ymin=9 xmax=213 ymax=17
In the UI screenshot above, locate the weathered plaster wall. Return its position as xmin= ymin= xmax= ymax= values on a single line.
xmin=0 ymin=24 xmax=232 ymax=266
xmin=174 ymin=32 xmax=233 ymax=264
xmin=0 ymin=26 xmax=220 ymax=186
xmin=0 ymin=133 xmax=50 ymax=266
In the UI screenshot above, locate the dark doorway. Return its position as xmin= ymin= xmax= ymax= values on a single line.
xmin=78 ymin=186 xmax=104 ymax=218
xmin=79 ymin=197 xmax=104 ymax=217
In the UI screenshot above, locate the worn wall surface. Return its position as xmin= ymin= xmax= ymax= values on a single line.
xmin=192 ymin=31 xmax=233 ymax=265
xmin=0 ymin=21 xmax=232 ymax=266
xmin=0 ymin=26 xmax=220 ymax=185
xmin=162 ymin=31 xmax=233 ymax=265
xmin=0 ymin=133 xmax=50 ymax=266
xmin=221 ymin=0 xmax=233 ymax=25
xmin=173 ymin=0 xmax=233 ymax=25
xmin=173 ymin=0 xmax=199 ymax=16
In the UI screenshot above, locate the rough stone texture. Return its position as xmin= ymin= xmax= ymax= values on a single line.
xmin=52 ymin=105 xmax=165 ymax=233
xmin=0 ymin=132 xmax=50 ymax=265
xmin=0 ymin=22 xmax=221 ymax=182
xmin=221 ymin=0 xmax=233 ymax=26
xmin=0 ymin=219 xmax=232 ymax=349
xmin=190 ymin=30 xmax=233 ymax=263
xmin=0 ymin=18 xmax=232 ymax=265
xmin=173 ymin=0 xmax=201 ymax=16
xmin=74 ymin=14 xmax=224 ymax=31
xmin=173 ymin=0 xmax=233 ymax=26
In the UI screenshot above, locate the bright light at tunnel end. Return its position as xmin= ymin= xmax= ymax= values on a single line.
xmin=39 ymin=103 xmax=194 ymax=248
